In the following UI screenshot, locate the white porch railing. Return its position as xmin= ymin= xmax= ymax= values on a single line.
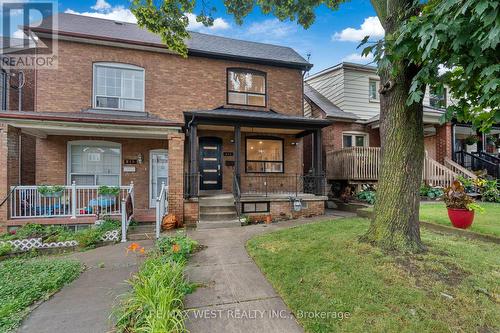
xmin=121 ymin=182 xmax=135 ymax=242
xmin=10 ymin=182 xmax=133 ymax=219
xmin=155 ymin=182 xmax=168 ymax=239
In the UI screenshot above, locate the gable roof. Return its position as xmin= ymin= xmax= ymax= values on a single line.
xmin=29 ymin=13 xmax=311 ymax=70
xmin=304 ymin=83 xmax=358 ymax=120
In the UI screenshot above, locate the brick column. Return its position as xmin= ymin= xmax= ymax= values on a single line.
xmin=436 ymin=123 xmax=452 ymax=164
xmin=0 ymin=124 xmax=20 ymax=231
xmin=167 ymin=132 xmax=185 ymax=224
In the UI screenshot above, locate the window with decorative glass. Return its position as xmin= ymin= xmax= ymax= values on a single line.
xmin=68 ymin=142 xmax=121 ymax=186
xmin=246 ymin=138 xmax=283 ymax=173
xmin=227 ymin=69 xmax=266 ymax=107
xmin=93 ymin=63 xmax=145 ymax=111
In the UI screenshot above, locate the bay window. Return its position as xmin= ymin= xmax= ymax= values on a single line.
xmin=246 ymin=138 xmax=283 ymax=173
xmin=68 ymin=141 xmax=121 ymax=186
xmin=93 ymin=63 xmax=145 ymax=111
xmin=227 ymin=69 xmax=266 ymax=107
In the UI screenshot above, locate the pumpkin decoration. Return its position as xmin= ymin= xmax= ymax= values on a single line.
xmin=161 ymin=214 xmax=177 ymax=230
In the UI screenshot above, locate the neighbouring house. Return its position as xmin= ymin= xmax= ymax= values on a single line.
xmin=303 ymin=62 xmax=500 ymax=192
xmin=0 ymin=13 xmax=332 ymax=234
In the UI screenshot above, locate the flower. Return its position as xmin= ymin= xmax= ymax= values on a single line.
xmin=127 ymin=242 xmax=141 ymax=253
xmin=139 ymin=247 xmax=145 ymax=255
xmin=172 ymin=244 xmax=180 ymax=253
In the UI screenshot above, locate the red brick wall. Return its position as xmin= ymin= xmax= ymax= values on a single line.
xmin=436 ymin=123 xmax=452 ymax=163
xmin=35 ymin=40 xmax=303 ymax=120
xmin=20 ymin=134 xmax=36 ymax=185
xmin=183 ymin=200 xmax=199 ymax=226
xmin=35 ymin=136 xmax=168 ymax=210
xmin=167 ymin=133 xmax=185 ymax=223
xmin=0 ymin=125 xmax=21 ymax=229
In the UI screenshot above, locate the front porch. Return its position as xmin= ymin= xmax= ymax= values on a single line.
xmin=182 ymin=108 xmax=332 ymax=226
xmin=0 ymin=111 xmax=185 ymax=236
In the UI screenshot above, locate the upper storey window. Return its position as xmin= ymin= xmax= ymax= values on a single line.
xmin=368 ymin=79 xmax=379 ymax=101
xmin=227 ymin=69 xmax=266 ymax=107
xmin=93 ymin=63 xmax=145 ymax=112
xmin=429 ymin=87 xmax=447 ymax=108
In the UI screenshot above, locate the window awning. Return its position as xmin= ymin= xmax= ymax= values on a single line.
xmin=0 ymin=111 xmax=183 ymax=139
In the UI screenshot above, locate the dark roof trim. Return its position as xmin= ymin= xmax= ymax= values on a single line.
xmin=29 ymin=27 xmax=312 ymax=70
xmin=184 ymin=110 xmax=333 ymax=130
xmin=0 ymin=111 xmax=183 ymax=127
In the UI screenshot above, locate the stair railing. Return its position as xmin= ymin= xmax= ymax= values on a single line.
xmin=232 ymin=173 xmax=241 ymax=220
xmin=454 ymin=150 xmax=499 ymax=179
xmin=155 ymin=182 xmax=167 ymax=239
xmin=121 ymin=182 xmax=135 ymax=243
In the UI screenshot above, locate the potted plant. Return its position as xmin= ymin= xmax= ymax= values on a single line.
xmin=98 ymin=186 xmax=120 ymax=199
xmin=464 ymin=135 xmax=480 ymax=146
xmin=38 ymin=185 xmax=65 ymax=198
xmin=443 ymin=180 xmax=484 ymax=229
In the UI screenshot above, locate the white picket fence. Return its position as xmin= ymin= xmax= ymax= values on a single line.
xmin=0 ymin=229 xmax=120 ymax=252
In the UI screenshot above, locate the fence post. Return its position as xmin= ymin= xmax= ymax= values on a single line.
xmin=121 ymin=200 xmax=127 ymax=243
xmin=71 ymin=181 xmax=77 ymax=219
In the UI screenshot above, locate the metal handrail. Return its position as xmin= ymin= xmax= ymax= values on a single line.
xmin=0 ymin=185 xmax=16 ymax=208
xmin=121 ymin=182 xmax=134 ymax=243
xmin=232 ymin=173 xmax=241 ymax=219
xmin=454 ymin=150 xmax=499 ymax=178
xmin=155 ymin=182 xmax=167 ymax=239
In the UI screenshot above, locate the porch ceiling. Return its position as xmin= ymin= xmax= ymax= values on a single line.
xmin=0 ymin=111 xmax=182 ymax=139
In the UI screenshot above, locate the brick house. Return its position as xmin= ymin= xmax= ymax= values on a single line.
xmin=303 ymin=62 xmax=500 ymax=190
xmin=0 ymin=13 xmax=332 ymax=234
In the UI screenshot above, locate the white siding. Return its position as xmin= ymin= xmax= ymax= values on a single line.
xmin=304 ymin=99 xmax=312 ymax=117
xmin=306 ymin=68 xmax=345 ymax=111
xmin=342 ymin=68 xmax=380 ymax=120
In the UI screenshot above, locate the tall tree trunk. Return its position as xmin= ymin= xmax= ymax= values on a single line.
xmin=362 ymin=0 xmax=425 ymax=252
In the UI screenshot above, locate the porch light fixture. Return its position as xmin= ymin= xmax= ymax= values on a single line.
xmin=137 ymin=153 xmax=144 ymax=164
xmin=291 ymin=142 xmax=298 ymax=146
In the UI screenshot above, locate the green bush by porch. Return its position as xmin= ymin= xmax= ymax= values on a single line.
xmin=0 ymin=257 xmax=81 ymax=332
xmin=247 ymin=218 xmax=500 ymax=332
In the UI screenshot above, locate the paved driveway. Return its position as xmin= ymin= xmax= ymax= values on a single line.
xmin=185 ymin=215 xmax=339 ymax=333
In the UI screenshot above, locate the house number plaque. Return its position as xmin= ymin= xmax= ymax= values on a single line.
xmin=124 ymin=159 xmax=138 ymax=165
xmin=223 ymin=152 xmax=234 ymax=157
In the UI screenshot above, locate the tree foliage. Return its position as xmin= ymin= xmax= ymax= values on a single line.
xmin=390 ymin=0 xmax=499 ymax=131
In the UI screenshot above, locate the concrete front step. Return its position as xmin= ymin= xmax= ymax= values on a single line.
xmin=128 ymin=225 xmax=155 ymax=234
xmin=199 ymin=211 xmax=237 ymax=221
xmin=128 ymin=232 xmax=155 ymax=241
xmin=197 ymin=220 xmax=241 ymax=229
xmin=199 ymin=198 xmax=235 ymax=207
xmin=199 ymin=205 xmax=236 ymax=213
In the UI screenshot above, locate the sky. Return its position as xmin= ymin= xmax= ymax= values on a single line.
xmin=2 ymin=0 xmax=384 ymax=74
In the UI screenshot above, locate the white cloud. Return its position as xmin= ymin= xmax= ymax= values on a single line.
xmin=342 ymin=52 xmax=374 ymax=63
xmin=246 ymin=19 xmax=296 ymax=38
xmin=333 ymin=16 xmax=384 ymax=42
xmin=186 ymin=13 xmax=229 ymax=31
xmin=65 ymin=6 xmax=137 ymax=23
xmin=91 ymin=0 xmax=111 ymax=11
xmin=12 ymin=29 xmax=25 ymax=39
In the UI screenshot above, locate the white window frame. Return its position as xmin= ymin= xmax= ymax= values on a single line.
xmin=368 ymin=78 xmax=379 ymax=102
xmin=67 ymin=140 xmax=122 ymax=186
xmin=342 ymin=132 xmax=369 ymax=148
xmin=92 ymin=62 xmax=145 ymax=112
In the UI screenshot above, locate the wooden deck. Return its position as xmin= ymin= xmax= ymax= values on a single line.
xmin=326 ymin=147 xmax=463 ymax=187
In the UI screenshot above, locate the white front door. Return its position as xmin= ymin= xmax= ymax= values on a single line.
xmin=150 ymin=150 xmax=168 ymax=208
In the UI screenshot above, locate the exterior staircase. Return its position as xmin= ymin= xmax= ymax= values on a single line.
xmin=198 ymin=194 xmax=241 ymax=229
xmin=127 ymin=209 xmax=156 ymax=240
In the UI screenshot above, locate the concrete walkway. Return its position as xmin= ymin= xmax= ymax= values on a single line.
xmin=184 ymin=215 xmax=337 ymax=333
xmin=18 ymin=240 xmax=153 ymax=333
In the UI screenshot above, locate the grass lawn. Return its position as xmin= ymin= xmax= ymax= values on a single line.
xmin=0 ymin=257 xmax=81 ymax=332
xmin=361 ymin=202 xmax=500 ymax=237
xmin=247 ymin=218 xmax=500 ymax=333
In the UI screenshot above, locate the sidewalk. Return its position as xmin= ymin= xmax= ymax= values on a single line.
xmin=185 ymin=215 xmax=337 ymax=332
xmin=18 ymin=240 xmax=153 ymax=333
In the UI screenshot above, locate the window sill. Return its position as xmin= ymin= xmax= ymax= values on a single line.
xmin=369 ymin=99 xmax=380 ymax=103
xmin=84 ymin=108 xmax=148 ymax=117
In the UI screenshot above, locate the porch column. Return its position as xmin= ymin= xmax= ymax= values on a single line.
xmin=436 ymin=123 xmax=453 ymax=164
xmin=234 ymin=125 xmax=241 ymax=188
xmin=0 ymin=124 xmax=20 ymax=231
xmin=313 ymin=129 xmax=323 ymax=175
xmin=189 ymin=124 xmax=198 ymax=197
xmin=167 ymin=132 xmax=185 ymax=224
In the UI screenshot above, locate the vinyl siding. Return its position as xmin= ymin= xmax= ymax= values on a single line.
xmin=306 ymin=68 xmax=345 ymax=111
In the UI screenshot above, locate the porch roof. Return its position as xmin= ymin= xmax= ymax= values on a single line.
xmin=0 ymin=110 xmax=183 ymax=139
xmin=184 ymin=108 xmax=333 ymax=130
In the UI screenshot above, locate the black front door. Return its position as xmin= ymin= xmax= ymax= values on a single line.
xmin=199 ymin=137 xmax=223 ymax=190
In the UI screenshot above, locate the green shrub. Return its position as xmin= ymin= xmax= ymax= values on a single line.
xmin=0 ymin=257 xmax=81 ymax=331
xmin=0 ymin=243 xmax=12 ymax=256
xmin=356 ymin=190 xmax=376 ymax=205
xmin=479 ymin=179 xmax=500 ymax=203
xmin=98 ymin=186 xmax=120 ymax=196
xmin=420 ymin=184 xmax=431 ymax=197
xmin=156 ymin=232 xmax=198 ymax=262
xmin=427 ymin=187 xmax=444 ymax=199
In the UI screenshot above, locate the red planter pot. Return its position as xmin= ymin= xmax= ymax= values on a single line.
xmin=447 ymin=208 xmax=474 ymax=229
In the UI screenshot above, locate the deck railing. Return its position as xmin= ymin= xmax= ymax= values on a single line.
xmin=444 ymin=157 xmax=478 ymax=180
xmin=326 ymin=147 xmax=381 ymax=180
xmin=327 ymin=147 xmax=461 ymax=187
xmin=10 ymin=183 xmax=133 ymax=219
